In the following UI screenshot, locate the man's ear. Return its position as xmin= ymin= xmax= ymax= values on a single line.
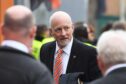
xmin=72 ymin=25 xmax=74 ymax=31
xmin=30 ymin=26 xmax=36 ymax=39
xmin=49 ymin=28 xmax=53 ymax=36
xmin=1 ymin=23 xmax=8 ymax=37
xmin=97 ymin=55 xmax=105 ymax=75
xmin=1 ymin=24 xmax=4 ymax=35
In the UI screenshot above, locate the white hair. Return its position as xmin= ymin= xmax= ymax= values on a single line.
xmin=97 ymin=30 xmax=126 ymax=66
xmin=49 ymin=11 xmax=72 ymax=27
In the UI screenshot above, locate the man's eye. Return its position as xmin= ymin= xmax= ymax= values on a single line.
xmin=55 ymin=28 xmax=61 ymax=32
xmin=64 ymin=26 xmax=69 ymax=30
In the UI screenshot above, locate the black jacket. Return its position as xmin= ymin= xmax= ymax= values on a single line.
xmin=40 ymin=39 xmax=101 ymax=82
xmin=0 ymin=46 xmax=53 ymax=84
xmin=87 ymin=67 xmax=126 ymax=84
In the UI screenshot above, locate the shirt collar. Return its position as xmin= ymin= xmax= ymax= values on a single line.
xmin=1 ymin=40 xmax=29 ymax=53
xmin=105 ymin=63 xmax=126 ymax=76
xmin=55 ymin=37 xmax=73 ymax=55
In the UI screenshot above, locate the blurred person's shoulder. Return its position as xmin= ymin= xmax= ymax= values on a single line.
xmin=73 ymin=38 xmax=96 ymax=51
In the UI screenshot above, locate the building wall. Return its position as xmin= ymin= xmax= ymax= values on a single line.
xmin=105 ymin=0 xmax=120 ymax=16
xmin=0 ymin=0 xmax=14 ymax=44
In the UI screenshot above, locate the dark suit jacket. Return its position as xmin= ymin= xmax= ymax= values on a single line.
xmin=87 ymin=67 xmax=126 ymax=84
xmin=40 ymin=39 xmax=101 ymax=82
xmin=0 ymin=46 xmax=53 ymax=84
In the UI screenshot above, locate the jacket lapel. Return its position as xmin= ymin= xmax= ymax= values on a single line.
xmin=66 ymin=39 xmax=78 ymax=73
xmin=48 ymin=42 xmax=56 ymax=74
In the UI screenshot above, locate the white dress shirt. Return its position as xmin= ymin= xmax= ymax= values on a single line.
xmin=105 ymin=63 xmax=126 ymax=76
xmin=1 ymin=40 xmax=29 ymax=53
xmin=54 ymin=37 xmax=73 ymax=74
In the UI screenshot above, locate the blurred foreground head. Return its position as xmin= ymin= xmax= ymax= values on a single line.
xmin=2 ymin=5 xmax=36 ymax=53
xmin=97 ymin=30 xmax=126 ymax=75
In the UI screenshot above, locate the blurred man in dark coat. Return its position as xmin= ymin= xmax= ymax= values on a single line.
xmin=88 ymin=30 xmax=126 ymax=84
xmin=0 ymin=5 xmax=53 ymax=84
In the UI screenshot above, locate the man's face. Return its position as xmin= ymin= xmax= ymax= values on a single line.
xmin=51 ymin=18 xmax=74 ymax=48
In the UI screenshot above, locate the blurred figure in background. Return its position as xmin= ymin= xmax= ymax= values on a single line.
xmin=0 ymin=5 xmax=53 ymax=84
xmin=101 ymin=21 xmax=126 ymax=34
xmin=87 ymin=24 xmax=97 ymax=45
xmin=32 ymin=24 xmax=54 ymax=60
xmin=74 ymin=22 xmax=95 ymax=48
xmin=88 ymin=30 xmax=126 ymax=84
xmin=101 ymin=22 xmax=113 ymax=33
xmin=74 ymin=22 xmax=91 ymax=43
xmin=33 ymin=25 xmax=49 ymax=59
xmin=35 ymin=24 xmax=50 ymax=42
xmin=112 ymin=21 xmax=126 ymax=30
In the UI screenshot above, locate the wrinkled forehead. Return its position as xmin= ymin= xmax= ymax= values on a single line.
xmin=54 ymin=24 xmax=73 ymax=30
xmin=50 ymin=11 xmax=72 ymax=28
xmin=51 ymin=16 xmax=72 ymax=29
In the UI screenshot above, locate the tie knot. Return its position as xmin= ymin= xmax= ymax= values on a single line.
xmin=58 ymin=49 xmax=63 ymax=54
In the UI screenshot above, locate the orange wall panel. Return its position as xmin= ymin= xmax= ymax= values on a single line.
xmin=105 ymin=0 xmax=126 ymax=16
xmin=0 ymin=0 xmax=14 ymax=44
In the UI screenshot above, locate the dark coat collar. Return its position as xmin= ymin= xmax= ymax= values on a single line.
xmin=0 ymin=46 xmax=34 ymax=59
xmin=108 ymin=67 xmax=126 ymax=76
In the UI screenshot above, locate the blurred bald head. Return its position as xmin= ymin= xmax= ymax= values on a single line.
xmin=2 ymin=5 xmax=36 ymax=53
xmin=4 ymin=5 xmax=35 ymax=30
xmin=49 ymin=11 xmax=72 ymax=28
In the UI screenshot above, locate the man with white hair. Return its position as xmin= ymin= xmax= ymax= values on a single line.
xmin=0 ymin=5 xmax=53 ymax=84
xmin=88 ymin=30 xmax=126 ymax=84
xmin=40 ymin=11 xmax=101 ymax=84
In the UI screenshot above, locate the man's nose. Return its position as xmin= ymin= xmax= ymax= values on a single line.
xmin=61 ymin=29 xmax=67 ymax=36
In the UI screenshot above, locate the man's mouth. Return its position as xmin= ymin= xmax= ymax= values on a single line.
xmin=60 ymin=38 xmax=68 ymax=40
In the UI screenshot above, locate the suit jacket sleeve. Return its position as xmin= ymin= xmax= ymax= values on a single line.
xmin=40 ymin=43 xmax=51 ymax=65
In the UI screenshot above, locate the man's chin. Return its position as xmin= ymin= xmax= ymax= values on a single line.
xmin=58 ymin=40 xmax=70 ymax=47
